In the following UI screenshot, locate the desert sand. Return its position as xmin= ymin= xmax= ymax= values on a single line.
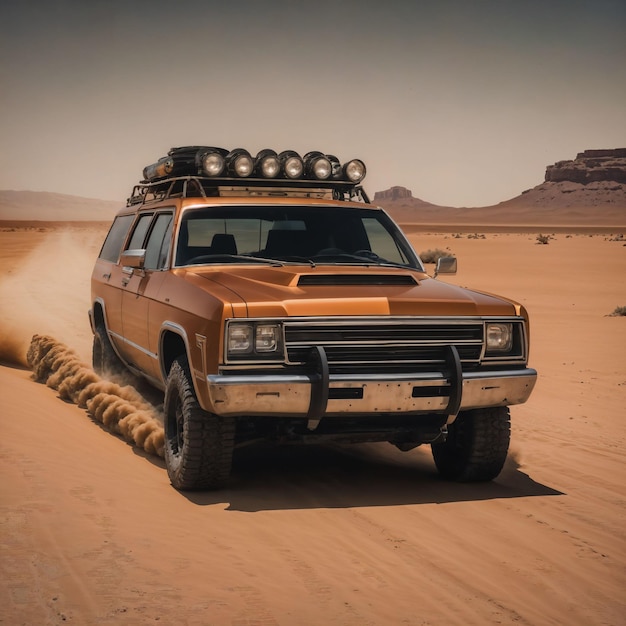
xmin=1 ymin=222 xmax=625 ymax=625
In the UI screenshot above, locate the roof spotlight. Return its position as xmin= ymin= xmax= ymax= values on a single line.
xmin=278 ymin=150 xmax=304 ymax=179
xmin=199 ymin=148 xmax=227 ymax=177
xmin=226 ymin=148 xmax=254 ymax=177
xmin=343 ymin=159 xmax=367 ymax=183
xmin=304 ymin=151 xmax=332 ymax=180
xmin=255 ymin=149 xmax=281 ymax=178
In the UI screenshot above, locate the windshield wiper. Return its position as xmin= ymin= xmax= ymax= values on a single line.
xmin=311 ymin=251 xmax=412 ymax=270
xmin=186 ymin=254 xmax=284 ymax=267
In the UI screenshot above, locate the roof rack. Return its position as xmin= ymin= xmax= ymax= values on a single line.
xmin=127 ymin=176 xmax=370 ymax=207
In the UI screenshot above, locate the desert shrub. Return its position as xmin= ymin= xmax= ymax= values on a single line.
xmin=468 ymin=233 xmax=486 ymax=239
xmin=536 ymin=234 xmax=552 ymax=245
xmin=420 ymin=248 xmax=453 ymax=263
xmin=609 ymin=306 xmax=626 ymax=317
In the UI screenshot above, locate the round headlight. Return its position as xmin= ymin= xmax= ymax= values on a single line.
xmin=256 ymin=149 xmax=281 ymax=178
xmin=343 ymin=159 xmax=366 ymax=183
xmin=201 ymin=151 xmax=225 ymax=177
xmin=304 ymin=151 xmax=332 ymax=180
xmin=279 ymin=150 xmax=304 ymax=179
xmin=227 ymin=149 xmax=254 ymax=177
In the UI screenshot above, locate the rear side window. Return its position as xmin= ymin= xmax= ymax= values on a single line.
xmin=98 ymin=214 xmax=133 ymax=263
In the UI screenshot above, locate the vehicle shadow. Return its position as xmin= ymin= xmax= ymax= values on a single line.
xmin=178 ymin=442 xmax=564 ymax=511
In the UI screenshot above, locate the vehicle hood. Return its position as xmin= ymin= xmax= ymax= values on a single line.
xmin=183 ymin=265 xmax=521 ymax=318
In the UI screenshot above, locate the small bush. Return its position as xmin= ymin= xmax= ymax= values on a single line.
xmin=609 ymin=306 xmax=626 ymax=317
xmin=420 ymin=248 xmax=453 ymax=264
xmin=536 ymin=234 xmax=552 ymax=245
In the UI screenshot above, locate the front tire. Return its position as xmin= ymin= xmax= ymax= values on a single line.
xmin=164 ymin=356 xmax=235 ymax=490
xmin=431 ymin=407 xmax=510 ymax=482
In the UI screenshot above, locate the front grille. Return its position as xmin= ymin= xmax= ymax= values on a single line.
xmin=283 ymin=318 xmax=484 ymax=374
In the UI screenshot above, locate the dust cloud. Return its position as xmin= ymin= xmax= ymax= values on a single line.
xmin=0 ymin=229 xmax=165 ymax=457
xmin=0 ymin=230 xmax=98 ymax=366
xmin=27 ymin=334 xmax=165 ymax=457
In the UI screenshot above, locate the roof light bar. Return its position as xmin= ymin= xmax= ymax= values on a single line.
xmin=141 ymin=146 xmax=366 ymax=185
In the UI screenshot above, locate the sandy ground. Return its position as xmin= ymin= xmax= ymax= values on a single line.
xmin=1 ymin=223 xmax=625 ymax=625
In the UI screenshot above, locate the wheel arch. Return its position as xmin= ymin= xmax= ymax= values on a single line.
xmin=91 ymin=297 xmax=107 ymax=330
xmin=159 ymin=323 xmax=190 ymax=378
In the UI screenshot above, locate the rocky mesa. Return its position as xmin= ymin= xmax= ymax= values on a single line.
xmin=545 ymin=148 xmax=626 ymax=184
xmin=377 ymin=148 xmax=626 ymax=227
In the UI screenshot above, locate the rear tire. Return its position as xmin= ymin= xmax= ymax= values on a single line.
xmin=164 ymin=356 xmax=235 ymax=490
xmin=431 ymin=407 xmax=510 ymax=482
xmin=92 ymin=323 xmax=124 ymax=377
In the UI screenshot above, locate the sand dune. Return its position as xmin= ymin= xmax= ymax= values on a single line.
xmin=1 ymin=224 xmax=625 ymax=625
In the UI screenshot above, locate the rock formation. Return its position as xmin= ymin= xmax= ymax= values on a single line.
xmin=374 ymin=186 xmax=414 ymax=202
xmin=545 ymin=149 xmax=626 ymax=185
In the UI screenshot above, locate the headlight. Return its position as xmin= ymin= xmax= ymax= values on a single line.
xmin=227 ymin=324 xmax=253 ymax=354
xmin=256 ymin=149 xmax=281 ymax=178
xmin=227 ymin=148 xmax=254 ymax=177
xmin=343 ymin=159 xmax=366 ymax=183
xmin=304 ymin=151 xmax=332 ymax=180
xmin=227 ymin=321 xmax=284 ymax=360
xmin=201 ymin=151 xmax=226 ymax=176
xmin=279 ymin=150 xmax=304 ymax=179
xmin=486 ymin=323 xmax=513 ymax=352
xmin=255 ymin=324 xmax=280 ymax=352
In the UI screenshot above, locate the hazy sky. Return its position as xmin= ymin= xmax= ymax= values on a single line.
xmin=1 ymin=0 xmax=624 ymax=207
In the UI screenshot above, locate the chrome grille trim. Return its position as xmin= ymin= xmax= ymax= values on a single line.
xmin=282 ymin=317 xmax=484 ymax=369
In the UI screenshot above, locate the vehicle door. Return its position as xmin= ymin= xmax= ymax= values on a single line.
xmin=120 ymin=211 xmax=174 ymax=378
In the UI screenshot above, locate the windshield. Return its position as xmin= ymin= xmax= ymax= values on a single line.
xmin=175 ymin=205 xmax=422 ymax=270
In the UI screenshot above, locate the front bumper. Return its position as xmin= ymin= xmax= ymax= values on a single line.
xmin=206 ymin=365 xmax=537 ymax=422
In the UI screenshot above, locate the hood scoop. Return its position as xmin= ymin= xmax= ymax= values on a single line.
xmin=298 ymin=274 xmax=417 ymax=287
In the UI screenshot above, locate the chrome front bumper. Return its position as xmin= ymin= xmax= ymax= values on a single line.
xmin=205 ymin=367 xmax=537 ymax=421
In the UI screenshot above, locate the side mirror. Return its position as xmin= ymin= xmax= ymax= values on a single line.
xmin=120 ymin=249 xmax=146 ymax=269
xmin=434 ymin=256 xmax=457 ymax=278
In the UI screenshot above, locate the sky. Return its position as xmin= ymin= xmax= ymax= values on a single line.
xmin=1 ymin=0 xmax=625 ymax=208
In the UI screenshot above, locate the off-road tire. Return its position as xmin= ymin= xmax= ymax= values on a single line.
xmin=92 ymin=324 xmax=124 ymax=377
xmin=431 ymin=407 xmax=510 ymax=482
xmin=164 ymin=356 xmax=235 ymax=490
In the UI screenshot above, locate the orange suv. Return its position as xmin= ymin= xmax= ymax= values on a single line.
xmin=90 ymin=146 xmax=536 ymax=490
